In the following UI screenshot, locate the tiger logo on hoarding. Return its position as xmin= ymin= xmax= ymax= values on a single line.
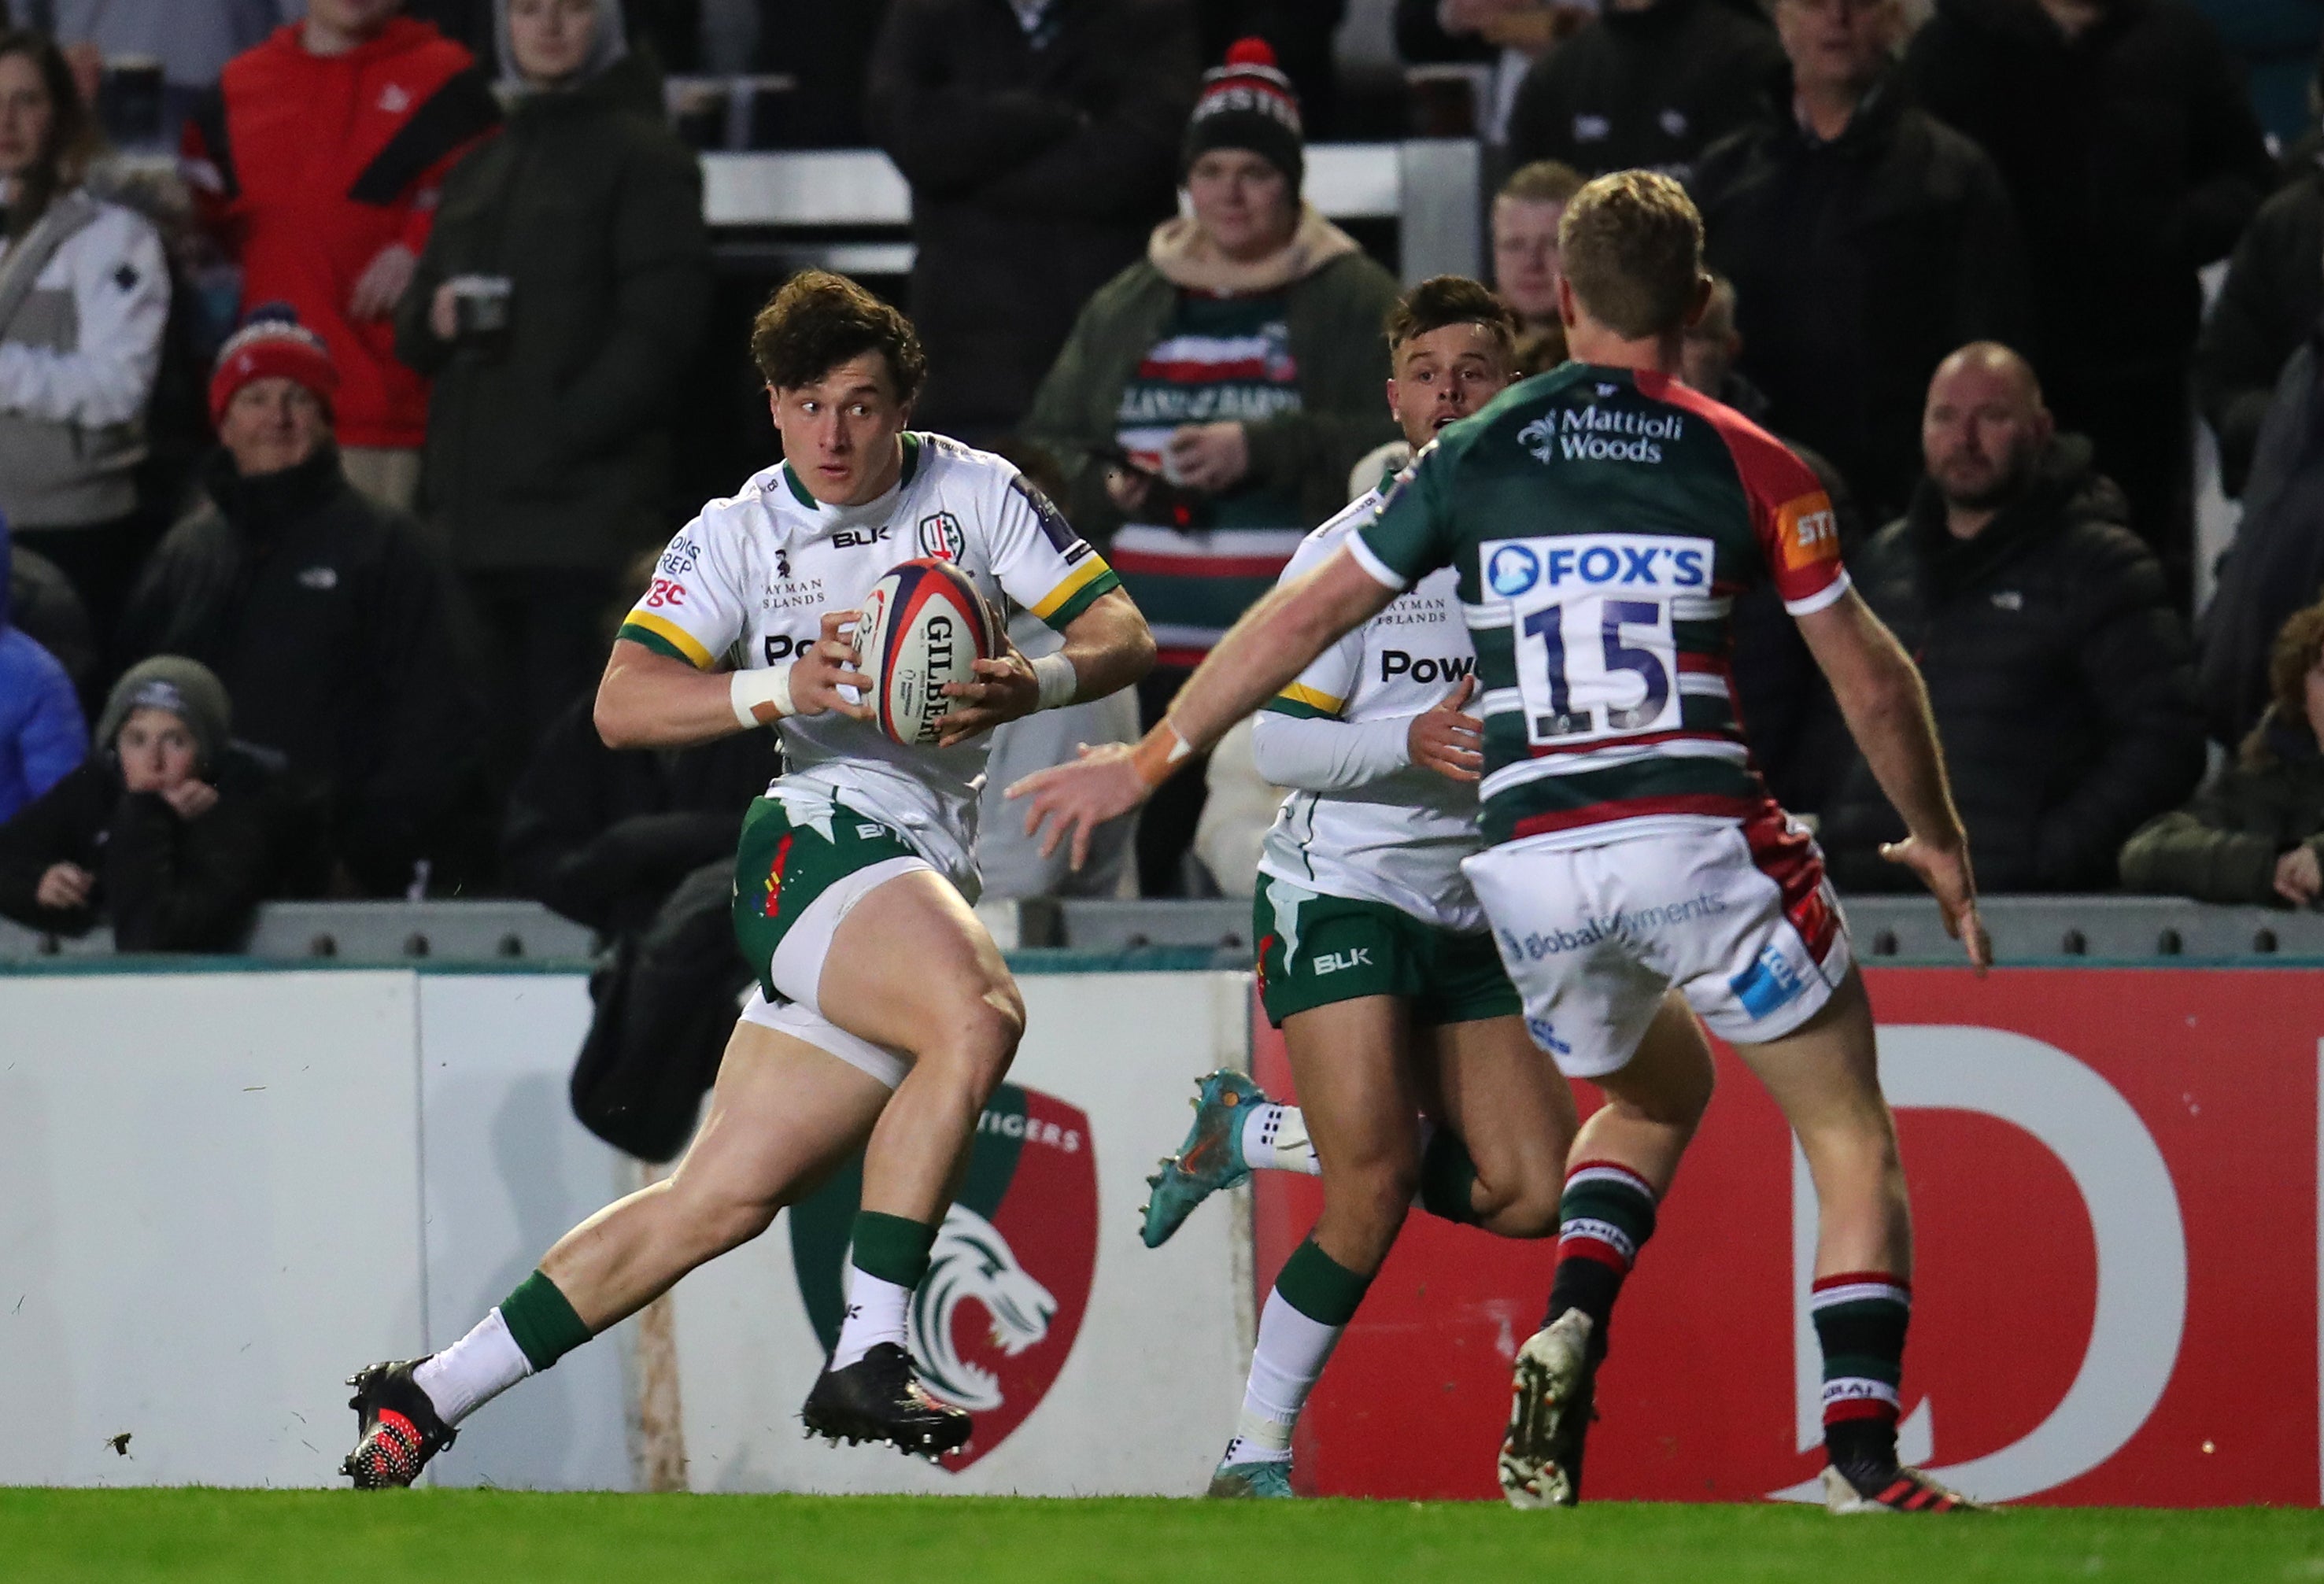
xmin=790 ymin=1083 xmax=1097 ymax=1468
xmin=907 ymin=1206 xmax=1057 ymax=1412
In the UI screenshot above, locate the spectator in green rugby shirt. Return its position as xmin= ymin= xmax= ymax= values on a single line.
xmin=1024 ymin=35 xmax=1398 ymax=894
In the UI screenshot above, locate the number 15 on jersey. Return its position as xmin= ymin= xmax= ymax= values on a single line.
xmin=1480 ymin=533 xmax=1714 ymax=748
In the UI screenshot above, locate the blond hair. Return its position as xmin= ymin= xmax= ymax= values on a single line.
xmin=1558 ymin=171 xmax=1705 ymax=340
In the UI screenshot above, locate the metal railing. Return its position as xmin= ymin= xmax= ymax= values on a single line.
xmin=6 ymin=894 xmax=2318 ymax=968
xmin=700 ymin=142 xmax=1483 ymax=286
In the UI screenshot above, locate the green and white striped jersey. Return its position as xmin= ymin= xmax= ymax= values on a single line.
xmin=1350 ymin=363 xmax=1848 ymax=851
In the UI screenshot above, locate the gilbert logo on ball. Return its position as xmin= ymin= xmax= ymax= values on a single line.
xmin=790 ymin=1083 xmax=1098 ymax=1470
xmin=850 ymin=557 xmax=1002 ymax=746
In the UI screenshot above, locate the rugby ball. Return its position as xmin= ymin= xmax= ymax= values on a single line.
xmin=851 ymin=557 xmax=1003 ymax=746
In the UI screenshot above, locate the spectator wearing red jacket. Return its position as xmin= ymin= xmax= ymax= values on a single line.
xmin=186 ymin=0 xmax=498 ymax=511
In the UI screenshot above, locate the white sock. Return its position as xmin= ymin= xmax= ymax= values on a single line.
xmin=829 ymin=1267 xmax=912 ymax=1370
xmin=412 ymin=1308 xmax=533 ymax=1427
xmin=1240 ymin=1103 xmax=1321 ymax=1176
xmin=1220 ymin=1287 xmax=1343 ymax=1464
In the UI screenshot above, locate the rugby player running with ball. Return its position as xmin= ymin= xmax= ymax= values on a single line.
xmin=339 ymin=271 xmax=1153 ymax=1486
xmin=1141 ymin=276 xmax=1721 ymax=1498
xmin=1015 ymin=174 xmax=1991 ymax=1515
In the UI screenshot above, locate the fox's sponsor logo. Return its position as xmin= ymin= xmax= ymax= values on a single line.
xmin=1484 ymin=534 xmax=1711 ymax=598
xmin=1380 ymin=650 xmax=1475 ymax=685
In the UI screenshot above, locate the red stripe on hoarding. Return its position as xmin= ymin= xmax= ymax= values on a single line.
xmin=1155 ymin=645 xmax=1213 ymax=669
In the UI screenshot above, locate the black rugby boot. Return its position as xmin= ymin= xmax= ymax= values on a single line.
xmin=342 ymin=1360 xmax=457 ymax=1488
xmin=800 ymin=1342 xmax=971 ymax=1458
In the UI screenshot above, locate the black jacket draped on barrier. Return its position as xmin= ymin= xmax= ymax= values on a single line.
xmin=507 ymin=694 xmax=781 ymax=1161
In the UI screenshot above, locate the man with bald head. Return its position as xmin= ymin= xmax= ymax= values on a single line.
xmin=1819 ymin=343 xmax=2204 ymax=892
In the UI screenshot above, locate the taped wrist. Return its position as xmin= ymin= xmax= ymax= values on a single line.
xmin=730 ymin=663 xmax=795 ymax=728
xmin=1029 ymin=652 xmax=1079 ymax=711
xmin=1129 ymin=719 xmax=1194 ymax=788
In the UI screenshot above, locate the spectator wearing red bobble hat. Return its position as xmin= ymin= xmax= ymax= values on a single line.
xmin=1025 ymin=35 xmax=1399 ymax=894
xmin=118 ymin=305 xmax=486 ymax=897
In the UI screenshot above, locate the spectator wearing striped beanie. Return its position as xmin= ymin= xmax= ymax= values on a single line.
xmin=1025 ymin=36 xmax=1400 ymax=895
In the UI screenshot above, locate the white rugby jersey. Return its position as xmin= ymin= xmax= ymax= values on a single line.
xmin=1254 ymin=487 xmax=1488 ymax=932
xmin=618 ymin=433 xmax=1120 ymax=892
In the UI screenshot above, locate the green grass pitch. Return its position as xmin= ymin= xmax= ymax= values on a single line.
xmin=5 ymin=1490 xmax=2319 ymax=1582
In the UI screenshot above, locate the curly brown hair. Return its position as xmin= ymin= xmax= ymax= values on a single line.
xmin=2269 ymin=600 xmax=2324 ymax=726
xmin=748 ymin=269 xmax=926 ymax=401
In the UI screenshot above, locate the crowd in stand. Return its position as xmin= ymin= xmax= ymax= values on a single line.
xmin=2 ymin=0 xmax=2323 ymax=953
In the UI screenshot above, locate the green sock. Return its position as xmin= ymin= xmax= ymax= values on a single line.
xmin=1417 ymin=1127 xmax=1484 ymax=1225
xmin=851 ymin=1209 xmax=938 ymax=1288
xmin=498 ymin=1269 xmax=592 ymax=1372
xmin=1273 ymin=1235 xmax=1372 ymax=1326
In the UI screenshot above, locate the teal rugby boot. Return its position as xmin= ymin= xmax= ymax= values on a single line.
xmin=1208 ymin=1457 xmax=1296 ymax=1498
xmin=1140 ymin=1069 xmax=1269 ymax=1248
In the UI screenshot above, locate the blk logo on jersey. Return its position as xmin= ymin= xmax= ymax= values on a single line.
xmin=790 ymin=1083 xmax=1097 ymax=1470
xmin=834 ymin=525 xmax=892 ymax=549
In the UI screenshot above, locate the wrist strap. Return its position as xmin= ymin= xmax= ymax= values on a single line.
xmin=1029 ymin=652 xmax=1078 ymax=711
xmin=730 ymin=663 xmax=795 ymax=728
xmin=1129 ymin=719 xmax=1194 ymax=788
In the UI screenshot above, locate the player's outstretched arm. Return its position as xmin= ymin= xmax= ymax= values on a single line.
xmin=1794 ymin=588 xmax=1992 ymax=971
xmin=934 ymin=589 xmax=1155 ymax=746
xmin=596 ymin=612 xmax=872 ymax=750
xmin=1007 ymin=547 xmax=1396 ymax=867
